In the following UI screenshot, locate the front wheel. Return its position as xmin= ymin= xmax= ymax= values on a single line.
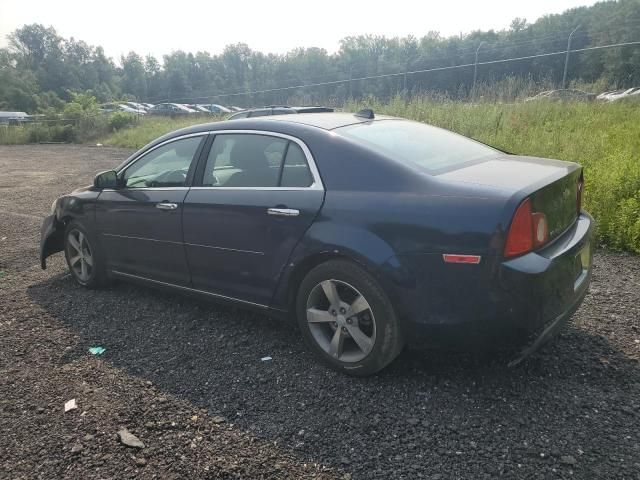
xmin=296 ymin=260 xmax=404 ymax=376
xmin=64 ymin=221 xmax=107 ymax=288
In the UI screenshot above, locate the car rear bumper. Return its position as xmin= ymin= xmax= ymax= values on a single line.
xmin=387 ymin=212 xmax=593 ymax=351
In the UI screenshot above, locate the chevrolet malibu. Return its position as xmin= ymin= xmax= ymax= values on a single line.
xmin=40 ymin=111 xmax=593 ymax=375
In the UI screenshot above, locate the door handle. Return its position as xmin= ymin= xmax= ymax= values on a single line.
xmin=267 ymin=207 xmax=299 ymax=217
xmin=156 ymin=202 xmax=178 ymax=211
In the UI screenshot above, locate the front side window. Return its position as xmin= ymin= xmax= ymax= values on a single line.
xmin=201 ymin=134 xmax=314 ymax=188
xmin=122 ymin=136 xmax=203 ymax=188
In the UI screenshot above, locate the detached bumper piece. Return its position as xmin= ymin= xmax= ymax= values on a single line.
xmin=40 ymin=214 xmax=63 ymax=269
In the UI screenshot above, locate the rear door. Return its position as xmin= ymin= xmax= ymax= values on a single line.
xmin=96 ymin=134 xmax=206 ymax=285
xmin=182 ymin=131 xmax=324 ymax=306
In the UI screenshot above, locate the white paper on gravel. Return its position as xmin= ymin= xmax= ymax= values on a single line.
xmin=64 ymin=399 xmax=77 ymax=412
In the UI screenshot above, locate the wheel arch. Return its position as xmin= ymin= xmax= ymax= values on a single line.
xmin=284 ymin=251 xmax=371 ymax=318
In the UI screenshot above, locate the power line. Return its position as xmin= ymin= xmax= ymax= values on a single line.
xmin=145 ymin=22 xmax=640 ymax=103
xmin=155 ymin=39 xmax=640 ymax=103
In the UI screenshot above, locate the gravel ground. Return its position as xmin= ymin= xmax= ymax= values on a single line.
xmin=1 ymin=144 xmax=639 ymax=479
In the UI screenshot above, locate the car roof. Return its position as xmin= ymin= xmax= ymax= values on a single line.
xmin=219 ymin=112 xmax=396 ymax=130
xmin=121 ymin=112 xmax=400 ymax=168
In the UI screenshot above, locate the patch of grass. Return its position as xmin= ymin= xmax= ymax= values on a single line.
xmin=0 ymin=125 xmax=28 ymax=144
xmin=99 ymin=115 xmax=224 ymax=149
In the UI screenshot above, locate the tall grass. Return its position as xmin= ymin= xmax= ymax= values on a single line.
xmin=0 ymin=125 xmax=28 ymax=144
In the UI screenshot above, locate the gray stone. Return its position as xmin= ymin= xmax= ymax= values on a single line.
xmin=117 ymin=428 xmax=145 ymax=449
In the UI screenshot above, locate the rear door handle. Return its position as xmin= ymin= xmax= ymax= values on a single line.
xmin=267 ymin=207 xmax=299 ymax=217
xmin=156 ymin=202 xmax=178 ymax=211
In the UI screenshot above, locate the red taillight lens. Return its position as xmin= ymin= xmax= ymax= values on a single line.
xmin=504 ymin=199 xmax=550 ymax=258
xmin=504 ymin=199 xmax=534 ymax=257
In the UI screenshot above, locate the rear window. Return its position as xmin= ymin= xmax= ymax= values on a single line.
xmin=336 ymin=120 xmax=498 ymax=172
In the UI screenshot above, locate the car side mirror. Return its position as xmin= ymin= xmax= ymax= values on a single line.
xmin=94 ymin=170 xmax=119 ymax=189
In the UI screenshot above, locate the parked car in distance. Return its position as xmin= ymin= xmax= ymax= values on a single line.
xmin=148 ymin=103 xmax=197 ymax=115
xmin=597 ymin=87 xmax=640 ymax=102
xmin=124 ymin=102 xmax=150 ymax=112
xmin=197 ymin=104 xmax=232 ymax=114
xmin=0 ymin=111 xmax=31 ymax=125
xmin=100 ymin=103 xmax=146 ymax=115
xmin=229 ymin=106 xmax=244 ymax=112
xmin=186 ymin=104 xmax=213 ymax=113
xmin=41 ymin=111 xmax=592 ymax=376
xmin=227 ymin=105 xmax=333 ymax=120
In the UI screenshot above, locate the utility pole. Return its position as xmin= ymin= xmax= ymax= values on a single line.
xmin=403 ymin=63 xmax=408 ymax=99
xmin=472 ymin=41 xmax=485 ymax=98
xmin=562 ymin=25 xmax=580 ymax=89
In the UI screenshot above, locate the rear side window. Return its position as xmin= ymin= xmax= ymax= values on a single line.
xmin=280 ymin=143 xmax=313 ymax=187
xmin=202 ymin=134 xmax=285 ymax=187
xmin=336 ymin=120 xmax=497 ymax=172
xmin=201 ymin=134 xmax=313 ymax=188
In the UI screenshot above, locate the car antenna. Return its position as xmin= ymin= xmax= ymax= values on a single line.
xmin=355 ymin=108 xmax=375 ymax=119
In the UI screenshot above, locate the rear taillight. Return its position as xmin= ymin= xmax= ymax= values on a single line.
xmin=577 ymin=172 xmax=584 ymax=214
xmin=504 ymin=198 xmax=549 ymax=258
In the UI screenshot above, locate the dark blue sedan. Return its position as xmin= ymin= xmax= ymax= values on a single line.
xmin=40 ymin=111 xmax=593 ymax=375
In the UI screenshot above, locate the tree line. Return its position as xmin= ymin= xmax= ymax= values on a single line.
xmin=1 ymin=0 xmax=639 ymax=113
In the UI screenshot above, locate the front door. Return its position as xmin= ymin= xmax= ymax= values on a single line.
xmin=96 ymin=134 xmax=206 ymax=285
xmin=183 ymin=132 xmax=324 ymax=306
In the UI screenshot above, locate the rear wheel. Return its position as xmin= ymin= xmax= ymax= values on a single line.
xmin=296 ymin=260 xmax=404 ymax=376
xmin=64 ymin=221 xmax=107 ymax=288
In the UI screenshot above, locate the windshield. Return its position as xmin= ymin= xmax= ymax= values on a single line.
xmin=336 ymin=119 xmax=498 ymax=172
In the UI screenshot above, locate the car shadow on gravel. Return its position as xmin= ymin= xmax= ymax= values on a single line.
xmin=28 ymin=272 xmax=640 ymax=479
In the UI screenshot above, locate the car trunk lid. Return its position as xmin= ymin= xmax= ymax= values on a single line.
xmin=438 ymin=155 xmax=582 ymax=244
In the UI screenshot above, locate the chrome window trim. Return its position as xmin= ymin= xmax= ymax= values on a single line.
xmin=114 ymin=129 xmax=324 ymax=192
xmin=101 ymin=186 xmax=190 ymax=192
xmin=195 ymin=129 xmax=324 ymax=191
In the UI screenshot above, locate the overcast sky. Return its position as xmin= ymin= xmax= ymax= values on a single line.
xmin=0 ymin=0 xmax=597 ymax=61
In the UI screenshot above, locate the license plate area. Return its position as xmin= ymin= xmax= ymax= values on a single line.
xmin=573 ymin=242 xmax=590 ymax=291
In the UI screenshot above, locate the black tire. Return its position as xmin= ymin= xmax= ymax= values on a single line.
xmin=63 ymin=220 xmax=108 ymax=288
xmin=296 ymin=259 xmax=404 ymax=376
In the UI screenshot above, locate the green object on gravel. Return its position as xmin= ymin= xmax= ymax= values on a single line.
xmin=88 ymin=346 xmax=106 ymax=355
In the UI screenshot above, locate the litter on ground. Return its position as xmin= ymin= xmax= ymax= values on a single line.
xmin=64 ymin=399 xmax=77 ymax=412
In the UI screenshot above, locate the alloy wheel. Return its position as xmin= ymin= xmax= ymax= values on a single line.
xmin=306 ymin=279 xmax=376 ymax=362
xmin=66 ymin=229 xmax=93 ymax=282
